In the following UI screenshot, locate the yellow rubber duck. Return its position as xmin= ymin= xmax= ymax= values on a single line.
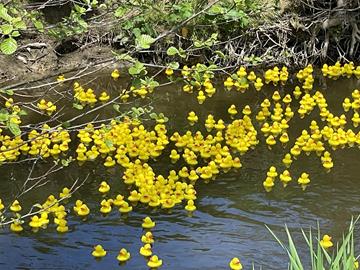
xmin=170 ymin=149 xmax=180 ymax=163
xmin=266 ymin=135 xmax=276 ymax=148
xmin=56 ymin=219 xmax=69 ymax=233
xmin=141 ymin=231 xmax=154 ymax=244
xmin=119 ymin=201 xmax=133 ymax=213
xmin=111 ymin=69 xmax=120 ymax=80
xmin=228 ymin=105 xmax=238 ymax=117
xmin=142 ymin=216 xmax=155 ymax=229
xmin=185 ymin=199 xmax=196 ymax=212
xmin=0 ymin=199 xmax=5 ymax=211
xmin=320 ymin=234 xmax=333 ymax=249
xmin=29 ymin=215 xmax=42 ymax=230
xmin=229 ymin=257 xmax=243 ymax=270
xmin=113 ymin=195 xmax=124 ymax=207
xmin=298 ymin=172 xmax=310 ymax=190
xmin=263 ymin=177 xmax=274 ymax=192
xmin=147 ymin=255 xmax=163 ymax=269
xmin=99 ymin=181 xmax=110 ymax=194
xmin=254 ymin=78 xmax=263 ymax=91
xmin=10 ymin=200 xmax=22 ymax=212
xmin=117 ymin=248 xmax=131 ymax=262
xmin=77 ymin=204 xmax=90 ymax=217
xmin=279 ymin=133 xmax=289 ymax=145
xmin=92 ymin=245 xmax=107 ymax=258
xmin=293 ymin=86 xmax=302 ymax=99
xmin=197 ymin=91 xmax=206 ymax=104
xmin=99 ymin=91 xmax=110 ymax=102
xmin=10 ymin=220 xmax=23 ymax=232
xmin=187 ymin=111 xmax=198 ymax=125
xmin=128 ymin=190 xmax=141 ymax=202
xmin=247 ymin=71 xmax=256 ymax=82
xmin=100 ymin=199 xmax=112 ymax=214
xmin=267 ymin=166 xmax=278 ymax=178
xmin=279 ymin=170 xmax=292 ymax=187
xmin=282 ymin=154 xmax=293 ymax=168
xmin=165 ymin=68 xmax=173 ymax=76
xmin=140 ymin=243 xmax=152 ymax=257
xmin=242 ymin=105 xmax=251 ymax=116
xmin=224 ymin=77 xmax=234 ymax=90
xmin=104 ymin=156 xmax=115 ymax=167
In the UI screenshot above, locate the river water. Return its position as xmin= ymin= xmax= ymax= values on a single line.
xmin=0 ymin=70 xmax=359 ymax=269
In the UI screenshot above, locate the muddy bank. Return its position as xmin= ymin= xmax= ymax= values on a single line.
xmin=0 ymin=37 xmax=116 ymax=89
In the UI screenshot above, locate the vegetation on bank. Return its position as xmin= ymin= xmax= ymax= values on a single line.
xmin=0 ymin=0 xmax=359 ymax=72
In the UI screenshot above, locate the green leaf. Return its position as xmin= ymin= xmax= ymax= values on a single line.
xmin=8 ymin=122 xmax=21 ymax=136
xmin=5 ymin=89 xmax=14 ymax=95
xmin=18 ymin=110 xmax=27 ymax=116
xmin=0 ymin=37 xmax=17 ymax=55
xmin=114 ymin=6 xmax=127 ymax=17
xmin=112 ymin=51 xmax=134 ymax=62
xmin=32 ymin=19 xmax=44 ymax=33
xmin=0 ymin=113 xmax=9 ymax=122
xmin=136 ymin=34 xmax=155 ymax=49
xmin=149 ymin=112 xmax=158 ymax=119
xmin=166 ymin=46 xmax=179 ymax=56
xmin=1 ymin=24 xmax=13 ymax=35
xmin=0 ymin=5 xmax=13 ymax=22
xmin=61 ymin=159 xmax=69 ymax=167
xmin=128 ymin=61 xmax=145 ymax=76
xmin=113 ymin=104 xmax=120 ymax=112
xmin=73 ymin=103 xmax=84 ymax=110
xmin=62 ymin=121 xmax=71 ymax=128
xmin=13 ymin=20 xmax=26 ymax=30
xmin=215 ymin=50 xmax=225 ymax=58
xmin=104 ymin=139 xmax=113 ymax=148
xmin=11 ymin=31 xmax=20 ymax=37
xmin=167 ymin=62 xmax=179 ymax=70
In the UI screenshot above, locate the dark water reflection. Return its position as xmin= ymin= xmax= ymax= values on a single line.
xmin=0 ymin=71 xmax=359 ymax=269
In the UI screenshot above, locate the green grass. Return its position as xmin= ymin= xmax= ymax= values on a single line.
xmin=266 ymin=216 xmax=360 ymax=270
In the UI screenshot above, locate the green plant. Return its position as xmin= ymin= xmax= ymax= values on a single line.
xmin=267 ymin=217 xmax=360 ymax=270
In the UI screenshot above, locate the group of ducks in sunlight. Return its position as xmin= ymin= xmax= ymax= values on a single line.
xmin=0 ymin=61 xmax=360 ymax=269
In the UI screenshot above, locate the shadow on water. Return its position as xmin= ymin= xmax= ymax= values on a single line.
xmin=0 ymin=71 xmax=359 ymax=269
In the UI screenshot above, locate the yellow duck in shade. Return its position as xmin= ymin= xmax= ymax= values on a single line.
xmin=10 ymin=200 xmax=22 ymax=212
xmin=229 ymin=257 xmax=243 ymax=270
xmin=263 ymin=177 xmax=274 ymax=192
xmin=282 ymin=154 xmax=293 ymax=168
xmin=279 ymin=170 xmax=292 ymax=187
xmin=59 ymin=187 xmax=71 ymax=199
xmin=99 ymin=181 xmax=110 ymax=194
xmin=267 ymin=166 xmax=278 ymax=178
xmin=99 ymin=91 xmax=110 ymax=102
xmin=141 ymin=231 xmax=154 ymax=244
xmin=197 ymin=91 xmax=206 ymax=104
xmin=140 ymin=243 xmax=152 ymax=257
xmin=29 ymin=215 xmax=42 ymax=230
xmin=111 ymin=69 xmax=120 ymax=80
xmin=142 ymin=216 xmax=155 ymax=229
xmin=117 ymin=248 xmax=131 ymax=262
xmin=10 ymin=220 xmax=24 ymax=232
xmin=320 ymin=235 xmax=333 ymax=249
xmin=147 ymin=255 xmax=163 ymax=269
xmin=298 ymin=172 xmax=310 ymax=190
xmin=187 ymin=111 xmax=198 ymax=125
xmin=92 ymin=245 xmax=107 ymax=258
xmin=228 ymin=105 xmax=238 ymax=118
xmin=254 ymin=78 xmax=264 ymax=91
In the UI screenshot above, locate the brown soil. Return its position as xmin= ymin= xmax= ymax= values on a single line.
xmin=0 ymin=37 xmax=115 ymax=89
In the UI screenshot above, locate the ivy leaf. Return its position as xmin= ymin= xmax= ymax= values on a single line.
xmin=136 ymin=34 xmax=155 ymax=49
xmin=8 ymin=122 xmax=21 ymax=136
xmin=0 ymin=37 xmax=17 ymax=55
xmin=166 ymin=46 xmax=179 ymax=56
xmin=18 ymin=110 xmax=27 ymax=116
xmin=11 ymin=31 xmax=20 ymax=37
xmin=149 ymin=112 xmax=158 ymax=119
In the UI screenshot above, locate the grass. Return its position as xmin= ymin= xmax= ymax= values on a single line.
xmin=266 ymin=216 xmax=360 ymax=270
